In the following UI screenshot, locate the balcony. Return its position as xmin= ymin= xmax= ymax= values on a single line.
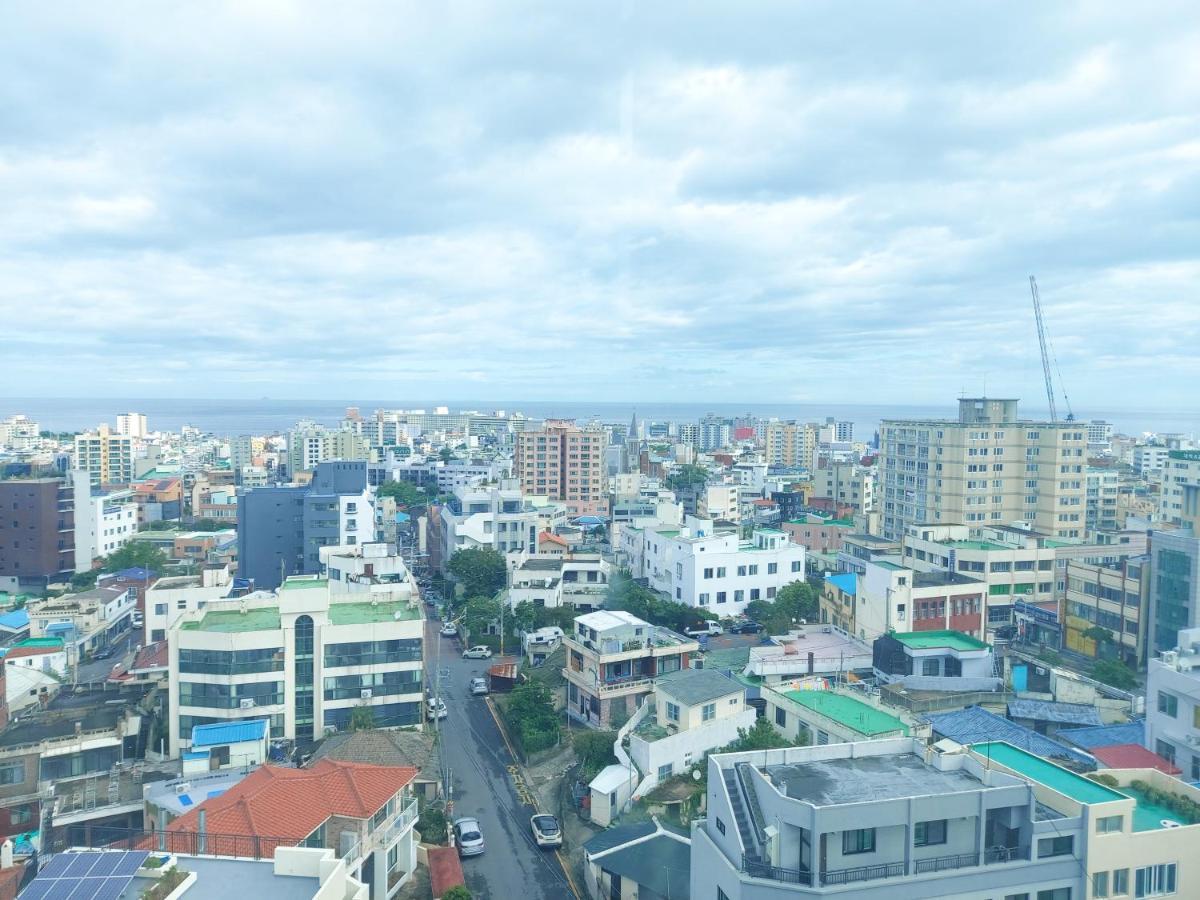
xmin=914 ymin=852 xmax=978 ymax=874
xmin=821 ymin=861 xmax=905 ymax=885
xmin=985 ymin=845 xmax=1029 ymax=864
xmin=742 ymin=856 xmax=811 ymax=885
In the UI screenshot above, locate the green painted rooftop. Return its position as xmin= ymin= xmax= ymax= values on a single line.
xmin=893 ymin=630 xmax=990 ymax=651
xmin=15 ymin=637 xmax=64 ymax=648
xmin=944 ymin=540 xmax=1007 ymax=551
xmin=874 ymin=561 xmax=905 ymax=571
xmin=329 ymin=601 xmax=422 ymax=625
xmin=974 ymin=743 xmax=1192 ymax=832
xmin=181 ymin=607 xmax=282 ymax=633
xmin=655 ymin=529 xmax=680 ymax=538
xmin=782 ymin=689 xmax=908 ymax=737
xmin=280 ymin=577 xmax=328 ymax=591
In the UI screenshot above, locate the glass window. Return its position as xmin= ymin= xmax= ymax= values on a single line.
xmin=666 ymin=702 xmax=680 ymax=722
xmin=1093 ymin=872 xmax=1109 ymax=898
xmin=1157 ymin=692 xmax=1178 ymax=717
xmin=1135 ymin=863 xmax=1176 ymax=897
xmin=1037 ymin=835 xmax=1073 ymax=858
xmin=1113 ymin=869 xmax=1128 ymax=894
xmin=658 ymin=763 xmax=673 ymax=779
xmin=0 ymin=763 xmax=24 ymax=786
xmin=1096 ymin=815 xmax=1123 ymax=834
xmin=775 ymin=707 xmax=786 ymax=727
xmin=842 ymin=828 xmax=875 ymax=854
xmin=914 ymin=819 xmax=946 ymax=846
xmin=702 ymin=703 xmax=716 ymax=722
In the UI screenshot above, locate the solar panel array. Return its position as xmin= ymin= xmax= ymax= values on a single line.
xmin=21 ymin=850 xmax=149 ymax=900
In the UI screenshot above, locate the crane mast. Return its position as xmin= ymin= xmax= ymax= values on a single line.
xmin=1029 ymin=275 xmax=1057 ymax=422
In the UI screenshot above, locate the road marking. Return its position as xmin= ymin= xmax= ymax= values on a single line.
xmin=556 ymin=848 xmax=582 ymax=899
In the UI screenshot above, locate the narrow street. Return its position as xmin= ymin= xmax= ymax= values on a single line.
xmin=426 ymin=619 xmax=578 ymax=899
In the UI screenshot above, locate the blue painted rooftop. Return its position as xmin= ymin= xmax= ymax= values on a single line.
xmin=110 ymin=567 xmax=156 ymax=580
xmin=1007 ymin=699 xmax=1104 ymax=727
xmin=191 ymin=718 xmax=269 ymax=746
xmin=824 ymin=572 xmax=857 ymax=596
xmin=923 ymin=705 xmax=1093 ymax=767
xmin=1057 ymin=720 xmax=1144 ymax=751
xmin=0 ymin=609 xmax=29 ymax=630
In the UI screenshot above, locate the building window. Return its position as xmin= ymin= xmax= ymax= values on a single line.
xmin=733 ymin=590 xmax=744 ymax=603
xmin=775 ymin=707 xmax=786 ymax=727
xmin=658 ymin=763 xmax=673 ymax=780
xmin=914 ymin=819 xmax=946 ymax=846
xmin=750 ymin=588 xmax=760 ymax=601
xmin=1156 ymin=740 xmax=1177 ymax=765
xmin=1037 ymin=835 xmax=1073 ymax=858
xmin=666 ymin=702 xmax=680 ymax=722
xmin=1096 ymin=815 xmax=1123 ymax=834
xmin=1113 ymin=869 xmax=1128 ymax=895
xmin=10 ymin=806 xmax=32 ymax=826
xmin=921 ymin=658 xmax=939 ymax=676
xmin=704 ymin=568 xmax=714 ymax=579
xmin=737 ymin=565 xmax=747 ymax=577
xmin=702 ymin=703 xmax=716 ymax=722
xmin=717 ymin=567 xmax=726 ymax=577
xmin=699 ymin=593 xmax=710 ymax=605
xmin=768 ymin=563 xmax=778 ymax=574
xmin=716 ymin=818 xmax=726 ymax=836
xmin=1157 ymin=692 xmax=1178 ymax=717
xmin=1094 ymin=872 xmax=1110 ymax=898
xmin=0 ymin=763 xmax=24 ymax=786
xmin=1134 ymin=863 xmax=1176 ymax=897
xmin=716 ymin=592 xmax=727 ymax=604
xmin=791 ymin=561 xmax=802 ymax=572
xmin=842 ymin=828 xmax=875 ymax=855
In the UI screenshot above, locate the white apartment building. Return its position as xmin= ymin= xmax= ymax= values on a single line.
xmin=438 ymin=480 xmax=565 ymax=566
xmin=287 ymin=426 xmax=371 ymax=476
xmin=1145 ymin=626 xmax=1200 ymax=782
xmin=1159 ymin=450 xmax=1200 ymax=529
xmin=699 ymin=484 xmax=740 ymax=523
xmin=0 ymin=415 xmax=40 ymax=451
xmin=622 ymin=515 xmax=805 ymax=615
xmin=115 ymin=412 xmax=149 ymax=438
xmin=72 ymin=477 xmax=139 ymax=569
xmin=507 ymin=551 xmax=610 ymax=612
xmin=1087 ymin=420 xmax=1113 ymax=448
xmin=695 ymin=735 xmax=1200 ymax=900
xmin=1085 ymin=467 xmax=1120 ymax=533
xmin=880 ymin=397 xmax=1089 ymax=541
xmin=74 ymin=426 xmax=134 ymax=486
xmin=27 ymin=585 xmax=137 ymax=658
xmin=699 ymin=418 xmax=732 ymax=452
xmin=168 ymin=573 xmax=425 ymax=754
xmin=1132 ymin=444 xmax=1170 ymax=476
xmin=145 ymin=569 xmax=237 ymax=643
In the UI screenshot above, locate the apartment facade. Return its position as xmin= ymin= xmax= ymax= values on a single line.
xmin=1160 ymin=450 xmax=1200 ymax=530
xmin=622 ymin=516 xmax=805 ymax=615
xmin=811 ymin=463 xmax=876 ymax=513
xmin=437 ymin=480 xmax=550 ymax=565
xmin=880 ymin=397 xmax=1089 ymax=541
xmin=563 ymin=610 xmax=698 ymax=728
xmin=1148 ymin=528 xmax=1200 ymax=655
xmin=514 ymin=419 xmax=609 ymax=517
xmin=168 ymin=573 xmax=424 ymax=753
xmin=766 ymin=422 xmax=819 ymax=470
xmin=73 ymin=426 xmax=134 ymax=486
xmin=286 ymin=426 xmax=371 ymax=477
xmin=1084 ymin=468 xmax=1119 ymax=533
xmin=1145 ymin=627 xmax=1200 ymax=781
xmin=1061 ymin=555 xmax=1148 ymax=666
xmin=0 ymin=476 xmax=75 ymax=591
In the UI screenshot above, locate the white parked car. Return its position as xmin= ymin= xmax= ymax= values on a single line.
xmin=530 ymin=814 xmax=562 ymax=848
xmin=462 ymin=645 xmax=493 ymax=659
xmin=425 ymin=697 xmax=448 ymax=720
xmin=454 ymin=817 xmax=485 ymax=856
xmin=440 ymin=622 xmax=458 ymax=637
xmin=685 ymin=621 xmax=724 ymax=637
xmin=469 ymin=677 xmax=489 ymax=696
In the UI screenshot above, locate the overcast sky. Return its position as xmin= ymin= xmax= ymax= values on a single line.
xmin=2 ymin=2 xmax=1198 ymax=407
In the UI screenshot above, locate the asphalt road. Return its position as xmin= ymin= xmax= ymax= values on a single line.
xmin=426 ymin=620 xmax=577 ymax=899
xmin=76 ymin=629 xmax=137 ymax=683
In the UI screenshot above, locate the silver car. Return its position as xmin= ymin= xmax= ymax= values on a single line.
xmin=469 ymin=677 xmax=488 ymax=696
xmin=454 ymin=817 xmax=485 ymax=856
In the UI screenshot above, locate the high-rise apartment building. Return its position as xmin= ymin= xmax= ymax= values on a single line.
xmin=74 ymin=425 xmax=134 ymax=486
xmin=1085 ymin=467 xmax=1120 ymax=532
xmin=1148 ymin=529 xmax=1200 ymax=656
xmin=1160 ymin=450 xmax=1200 ymax=531
xmin=765 ymin=422 xmax=818 ymax=469
xmin=514 ymin=419 xmax=608 ymax=516
xmin=286 ymin=426 xmax=370 ymax=477
xmin=698 ymin=416 xmax=732 ymax=452
xmin=0 ymin=415 xmax=40 ymax=451
xmin=115 ymin=412 xmax=148 ymax=438
xmin=879 ymin=398 xmax=1088 ymax=541
xmin=0 ymin=476 xmax=76 ymax=591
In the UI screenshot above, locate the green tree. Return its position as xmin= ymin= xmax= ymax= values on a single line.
xmin=460 ymin=595 xmax=502 ymax=641
xmin=1092 ymin=659 xmax=1138 ymax=691
xmin=447 ymin=548 xmax=507 ymax=599
xmin=139 ymin=520 xmax=178 ymax=532
xmin=102 ymin=542 xmax=169 ymax=574
xmin=187 ymin=518 xmax=229 ymax=532
xmin=376 ymin=480 xmax=428 ymax=507
xmin=606 ymin=570 xmax=709 ymax=633
xmin=573 ymin=729 xmax=618 ymax=778
xmin=439 ymin=447 xmax=455 ymax=463
xmin=503 ymin=681 xmax=560 ymax=753
xmin=745 ymin=580 xmax=817 ymax=633
xmin=70 ymin=569 xmax=100 ymax=590
xmin=723 ymin=718 xmax=803 ymax=752
xmin=442 ymin=887 xmax=472 ymax=900
xmin=416 ymin=805 xmax=448 ymax=844
xmin=349 ymin=704 xmax=375 ymax=731
xmin=665 ymin=464 xmax=709 ymax=493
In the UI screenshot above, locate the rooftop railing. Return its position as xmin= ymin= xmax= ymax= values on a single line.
xmin=821 ymin=861 xmax=905 ymax=885
xmin=742 ymin=856 xmax=811 ymax=885
xmin=914 ymin=851 xmax=978 ymax=874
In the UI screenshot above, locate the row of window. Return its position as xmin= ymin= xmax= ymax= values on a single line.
xmin=698 ymin=586 xmax=774 ymax=605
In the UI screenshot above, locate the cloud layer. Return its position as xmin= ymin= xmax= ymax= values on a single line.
xmin=2 ymin=1 xmax=1198 ymax=406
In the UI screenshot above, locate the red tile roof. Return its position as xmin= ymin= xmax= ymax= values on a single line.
xmin=539 ymin=531 xmax=568 ymax=547
xmin=1093 ymin=743 xmax=1182 ymax=775
xmin=427 ymin=846 xmax=465 ymax=897
xmin=4 ymin=644 xmax=60 ymax=660
xmin=167 ymin=759 xmax=416 ymax=842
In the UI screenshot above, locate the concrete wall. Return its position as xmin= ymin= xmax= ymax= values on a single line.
xmin=630 ymin=708 xmax=757 ymax=797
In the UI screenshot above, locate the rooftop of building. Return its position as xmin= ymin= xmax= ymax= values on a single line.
xmin=912 ymin=570 xmax=982 ymax=588
xmin=327 ymin=600 xmax=422 ymax=625
xmin=1092 ymin=743 xmax=1182 ymax=776
xmin=583 ymin=822 xmax=690 ymax=900
xmin=1006 ymin=699 xmax=1103 ymax=727
xmin=779 ymin=689 xmax=908 ymax=737
xmin=1056 ymin=720 xmax=1144 ymax=751
xmin=180 ymin=607 xmax=282 ymax=633
xmin=823 ymin=572 xmax=856 ymax=596
xmin=923 ymin=705 xmax=1092 ymax=766
xmin=891 ymin=630 xmax=990 ymax=652
xmin=279 ymin=576 xmax=327 ymax=591
xmin=309 ymin=728 xmax=437 ymax=778
xmin=145 ymin=770 xmax=252 ymax=818
xmin=765 ymin=752 xmax=982 ymax=806
xmin=942 ymin=539 xmax=1009 ymax=551
xmin=167 ymin=759 xmax=416 ymax=842
xmin=0 ymin=692 xmax=129 ymax=749
xmin=655 ymin=668 xmax=741 ymax=707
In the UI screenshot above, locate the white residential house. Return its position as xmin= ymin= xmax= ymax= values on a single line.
xmin=1145 ymin=627 xmax=1200 ymax=782
xmin=622 ymin=516 xmax=805 ymax=615
xmin=437 ymin=480 xmax=565 ymax=566
xmin=145 ymin=570 xmax=235 ymax=643
xmin=506 ymin=551 xmax=611 ymax=612
xmin=26 ymin=586 xmax=136 ymax=658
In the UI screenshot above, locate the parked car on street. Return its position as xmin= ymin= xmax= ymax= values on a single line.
xmin=728 ymin=620 xmax=762 ymax=634
xmin=469 ymin=677 xmax=488 ymax=696
xmin=454 ymin=817 xmax=485 ymax=856
xmin=685 ymin=621 xmax=723 ymax=637
xmin=462 ymin=645 xmax=492 ymax=659
xmin=440 ymin=622 xmax=458 ymax=637
xmin=425 ymin=697 xmax=448 ymax=720
xmin=530 ymin=814 xmax=562 ymax=848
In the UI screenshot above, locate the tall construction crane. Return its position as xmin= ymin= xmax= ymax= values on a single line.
xmin=1028 ymin=275 xmax=1074 ymax=422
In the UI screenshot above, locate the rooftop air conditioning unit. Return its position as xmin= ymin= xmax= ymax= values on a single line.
xmin=360 ymin=689 xmax=372 ymax=699
xmin=175 ymin=783 xmax=191 ymax=795
xmin=239 ymin=699 xmax=256 ymax=710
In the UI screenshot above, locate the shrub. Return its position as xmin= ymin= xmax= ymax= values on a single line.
xmin=443 ymin=887 xmax=473 ymax=900
xmin=417 ymin=805 xmax=448 ymax=844
xmin=1087 ymin=773 xmax=1119 ymax=787
xmin=574 ymin=730 xmax=617 ymax=778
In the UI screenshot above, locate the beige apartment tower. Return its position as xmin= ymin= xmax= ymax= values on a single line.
xmin=880 ymin=398 xmax=1088 ymax=541
xmin=514 ymin=419 xmax=609 ymax=517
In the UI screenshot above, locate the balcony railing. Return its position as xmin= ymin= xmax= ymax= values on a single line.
xmin=821 ymin=861 xmax=905 ymax=885
xmin=742 ymin=856 xmax=811 ymax=885
xmin=597 ymin=675 xmax=654 ymax=694
xmin=914 ymin=852 xmax=978 ymax=874
xmin=985 ymin=845 xmax=1030 ymax=864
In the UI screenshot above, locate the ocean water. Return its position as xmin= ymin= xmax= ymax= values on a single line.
xmin=1 ymin=396 xmax=1195 ymax=439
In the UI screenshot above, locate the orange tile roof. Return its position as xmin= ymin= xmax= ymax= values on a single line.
xmin=539 ymin=531 xmax=568 ymax=547
xmin=427 ymin=846 xmax=465 ymax=897
xmin=4 ymin=644 xmax=60 ymax=660
xmin=168 ymin=758 xmax=416 ymax=842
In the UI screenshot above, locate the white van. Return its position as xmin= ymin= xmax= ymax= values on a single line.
xmin=685 ymin=621 xmax=723 ymax=637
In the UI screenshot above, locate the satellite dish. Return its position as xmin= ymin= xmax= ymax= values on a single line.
xmin=692 ymin=769 xmax=702 ymax=781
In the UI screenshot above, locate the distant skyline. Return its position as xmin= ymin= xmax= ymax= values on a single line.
xmin=3 ymin=2 xmax=1198 ymax=405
